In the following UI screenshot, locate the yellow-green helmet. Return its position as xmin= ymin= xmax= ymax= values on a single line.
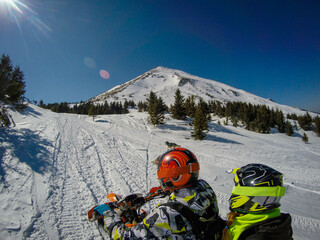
xmin=229 ymin=163 xmax=286 ymax=213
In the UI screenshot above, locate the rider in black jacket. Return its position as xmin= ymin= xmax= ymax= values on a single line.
xmin=223 ymin=163 xmax=293 ymax=240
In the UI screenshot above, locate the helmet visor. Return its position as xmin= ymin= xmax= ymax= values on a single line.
xmin=232 ymin=186 xmax=286 ymax=197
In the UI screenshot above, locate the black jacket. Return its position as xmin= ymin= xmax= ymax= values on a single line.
xmin=238 ymin=213 xmax=293 ymax=240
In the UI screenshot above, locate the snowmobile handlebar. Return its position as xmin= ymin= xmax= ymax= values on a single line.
xmin=109 ymin=188 xmax=168 ymax=212
xmin=88 ymin=187 xmax=169 ymax=224
xmin=106 ymin=188 xmax=168 ymax=225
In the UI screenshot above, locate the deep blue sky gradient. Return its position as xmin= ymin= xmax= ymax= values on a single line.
xmin=1 ymin=0 xmax=319 ymax=112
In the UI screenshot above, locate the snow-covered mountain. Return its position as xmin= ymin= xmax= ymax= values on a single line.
xmin=1 ymin=104 xmax=320 ymax=239
xmin=90 ymin=66 xmax=312 ymax=116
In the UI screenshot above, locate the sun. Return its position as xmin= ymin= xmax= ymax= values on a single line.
xmin=0 ymin=0 xmax=23 ymax=14
xmin=0 ymin=0 xmax=51 ymax=35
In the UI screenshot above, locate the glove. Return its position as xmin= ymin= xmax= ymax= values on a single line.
xmin=94 ymin=204 xmax=111 ymax=216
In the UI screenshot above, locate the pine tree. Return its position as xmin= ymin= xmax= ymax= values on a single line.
xmin=0 ymin=54 xmax=27 ymax=126
xmin=224 ymin=117 xmax=229 ymax=126
xmin=298 ymin=112 xmax=313 ymax=131
xmin=286 ymin=120 xmax=294 ymax=136
xmin=147 ymin=91 xmax=157 ymax=113
xmin=249 ymin=121 xmax=257 ymax=132
xmin=116 ymin=102 xmax=121 ymax=114
xmin=185 ymin=95 xmax=196 ymax=118
xmin=225 ymin=102 xmax=233 ymax=118
xmin=0 ymin=54 xmax=26 ymax=105
xmin=0 ymin=107 xmax=11 ymax=127
xmin=103 ymin=101 xmax=110 ymax=114
xmin=6 ymin=66 xmax=26 ymax=103
xmin=231 ymin=117 xmax=239 ymax=127
xmin=193 ymin=106 xmax=208 ymax=140
xmin=215 ymin=101 xmax=224 ymax=117
xmin=88 ymin=104 xmax=97 ymax=121
xmin=270 ymin=109 xmax=277 ymax=128
xmin=123 ymin=101 xmax=129 ymax=114
xmin=138 ymin=101 xmax=146 ymax=112
xmin=287 ymin=113 xmax=298 ymax=120
xmin=39 ymin=100 xmax=45 ymax=108
xmin=238 ymin=102 xmax=245 ymax=123
xmin=314 ymin=116 xmax=320 ymax=137
xmin=208 ymin=100 xmax=215 ymax=114
xmin=147 ymin=91 xmax=165 ymax=125
xmin=302 ymin=132 xmax=309 ymax=143
xmin=170 ymin=89 xmax=186 ymax=120
xmin=276 ymin=110 xmax=286 ymax=133
xmin=0 ymin=54 xmax=13 ymax=100
xmin=255 ymin=105 xmax=271 ymax=133
xmin=219 ymin=104 xmax=225 ymax=117
xmin=128 ymin=100 xmax=136 ymax=108
xmin=198 ymin=98 xmax=211 ymax=121
xmin=243 ymin=103 xmax=252 ymax=129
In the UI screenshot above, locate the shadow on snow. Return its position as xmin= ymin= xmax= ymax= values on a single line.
xmin=0 ymin=128 xmax=52 ymax=182
xmin=157 ymin=122 xmax=242 ymax=144
xmin=20 ymin=105 xmax=43 ymax=118
xmin=204 ymin=133 xmax=242 ymax=144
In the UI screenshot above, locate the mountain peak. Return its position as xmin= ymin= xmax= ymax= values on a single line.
xmin=89 ymin=67 xmax=312 ymax=116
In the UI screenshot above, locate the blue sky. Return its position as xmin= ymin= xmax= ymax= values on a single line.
xmin=1 ymin=0 xmax=319 ymax=112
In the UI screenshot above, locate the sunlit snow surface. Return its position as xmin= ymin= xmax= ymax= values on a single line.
xmin=0 ymin=104 xmax=319 ymax=239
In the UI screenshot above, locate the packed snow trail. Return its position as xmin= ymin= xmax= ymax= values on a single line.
xmin=1 ymin=105 xmax=320 ymax=239
xmin=26 ymin=113 xmax=156 ymax=239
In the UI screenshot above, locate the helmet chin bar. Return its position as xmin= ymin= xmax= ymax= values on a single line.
xmin=160 ymin=178 xmax=195 ymax=191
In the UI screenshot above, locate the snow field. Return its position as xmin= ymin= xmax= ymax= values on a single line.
xmin=0 ymin=104 xmax=319 ymax=239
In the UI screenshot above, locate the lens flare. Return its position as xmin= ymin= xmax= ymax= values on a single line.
xmin=84 ymin=57 xmax=96 ymax=69
xmin=100 ymin=70 xmax=110 ymax=79
xmin=1 ymin=0 xmax=23 ymax=14
xmin=0 ymin=0 xmax=51 ymax=35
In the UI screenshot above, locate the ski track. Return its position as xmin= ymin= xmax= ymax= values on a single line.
xmin=6 ymin=110 xmax=318 ymax=239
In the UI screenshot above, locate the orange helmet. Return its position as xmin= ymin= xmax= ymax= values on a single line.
xmin=154 ymin=148 xmax=200 ymax=191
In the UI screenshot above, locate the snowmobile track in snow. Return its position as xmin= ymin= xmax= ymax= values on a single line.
xmin=9 ymin=109 xmax=318 ymax=240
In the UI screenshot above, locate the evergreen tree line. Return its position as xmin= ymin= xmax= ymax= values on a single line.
xmin=39 ymin=100 xmax=136 ymax=115
xmin=287 ymin=112 xmax=319 ymax=131
xmin=141 ymin=89 xmax=320 ymax=140
xmin=205 ymin=100 xmax=319 ymax=137
xmin=0 ymin=54 xmax=27 ymax=127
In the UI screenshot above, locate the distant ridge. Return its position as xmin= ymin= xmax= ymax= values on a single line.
xmin=89 ymin=66 xmax=315 ymax=116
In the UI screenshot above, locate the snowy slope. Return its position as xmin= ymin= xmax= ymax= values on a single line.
xmin=1 ymin=104 xmax=319 ymax=239
xmin=90 ymin=66 xmax=316 ymax=117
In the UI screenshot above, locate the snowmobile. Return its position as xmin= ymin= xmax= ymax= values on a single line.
xmin=88 ymin=187 xmax=167 ymax=239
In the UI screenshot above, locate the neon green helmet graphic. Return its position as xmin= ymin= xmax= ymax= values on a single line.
xmin=229 ymin=163 xmax=286 ymax=213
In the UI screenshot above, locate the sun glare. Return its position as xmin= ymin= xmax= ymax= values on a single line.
xmin=0 ymin=0 xmax=51 ymax=36
xmin=0 ymin=0 xmax=23 ymax=13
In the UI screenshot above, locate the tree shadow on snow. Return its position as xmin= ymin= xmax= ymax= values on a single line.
xmin=0 ymin=145 xmax=5 ymax=182
xmin=209 ymin=122 xmax=245 ymax=137
xmin=0 ymin=128 xmax=52 ymax=182
xmin=20 ymin=105 xmax=43 ymax=118
xmin=292 ymin=132 xmax=302 ymax=138
xmin=95 ymin=119 xmax=109 ymax=123
xmin=159 ymin=123 xmax=189 ymax=131
xmin=204 ymin=133 xmax=242 ymax=144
